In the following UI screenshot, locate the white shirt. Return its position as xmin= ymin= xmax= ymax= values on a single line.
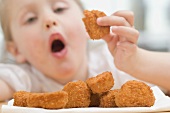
xmin=0 ymin=41 xmax=153 ymax=93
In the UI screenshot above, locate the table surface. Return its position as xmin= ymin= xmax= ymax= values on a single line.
xmin=0 ymin=102 xmax=170 ymax=113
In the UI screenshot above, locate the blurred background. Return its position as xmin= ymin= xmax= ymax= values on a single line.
xmin=82 ymin=0 xmax=170 ymax=52
xmin=1 ymin=0 xmax=170 ymax=54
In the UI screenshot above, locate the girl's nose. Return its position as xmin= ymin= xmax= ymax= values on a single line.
xmin=45 ymin=20 xmax=57 ymax=29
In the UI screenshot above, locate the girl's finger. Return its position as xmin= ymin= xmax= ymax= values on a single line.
xmin=97 ymin=16 xmax=131 ymax=27
xmin=111 ymin=26 xmax=139 ymax=44
xmin=107 ymin=35 xmax=119 ymax=56
xmin=102 ymin=33 xmax=117 ymax=43
xmin=102 ymin=34 xmax=119 ymax=55
xmin=113 ymin=10 xmax=134 ymax=27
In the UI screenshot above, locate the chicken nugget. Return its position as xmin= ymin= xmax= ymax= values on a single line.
xmin=13 ymin=91 xmax=30 ymax=107
xmin=82 ymin=10 xmax=110 ymax=40
xmin=63 ymin=80 xmax=91 ymax=108
xmin=100 ymin=89 xmax=119 ymax=108
xmin=115 ymin=80 xmax=155 ymax=107
xmin=86 ymin=71 xmax=114 ymax=94
xmin=27 ymin=91 xmax=68 ymax=109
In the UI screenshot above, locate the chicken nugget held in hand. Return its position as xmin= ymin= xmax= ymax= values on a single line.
xmin=86 ymin=71 xmax=114 ymax=94
xmin=115 ymin=80 xmax=155 ymax=107
xmin=82 ymin=10 xmax=110 ymax=40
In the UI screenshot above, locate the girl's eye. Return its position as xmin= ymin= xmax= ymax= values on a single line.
xmin=54 ymin=8 xmax=65 ymax=13
xmin=26 ymin=17 xmax=37 ymax=24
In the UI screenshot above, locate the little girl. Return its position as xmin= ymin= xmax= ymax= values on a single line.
xmin=0 ymin=0 xmax=143 ymax=101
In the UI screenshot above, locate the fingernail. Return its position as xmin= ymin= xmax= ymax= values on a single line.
xmin=97 ymin=17 xmax=102 ymax=23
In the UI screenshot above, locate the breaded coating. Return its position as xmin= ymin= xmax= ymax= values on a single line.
xmin=63 ymin=80 xmax=91 ymax=108
xmin=86 ymin=71 xmax=114 ymax=94
xmin=82 ymin=10 xmax=110 ymax=40
xmin=115 ymin=80 xmax=155 ymax=107
xmin=13 ymin=91 xmax=30 ymax=107
xmin=89 ymin=93 xmax=100 ymax=107
xmin=100 ymin=89 xmax=119 ymax=108
xmin=27 ymin=91 xmax=68 ymax=109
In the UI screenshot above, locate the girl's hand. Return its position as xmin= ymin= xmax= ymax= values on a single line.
xmin=97 ymin=10 xmax=139 ymax=72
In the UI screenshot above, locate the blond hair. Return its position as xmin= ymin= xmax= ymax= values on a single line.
xmin=0 ymin=0 xmax=12 ymax=42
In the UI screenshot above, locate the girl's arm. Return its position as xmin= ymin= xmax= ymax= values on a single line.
xmin=97 ymin=10 xmax=170 ymax=91
xmin=127 ymin=48 xmax=170 ymax=91
xmin=0 ymin=79 xmax=14 ymax=101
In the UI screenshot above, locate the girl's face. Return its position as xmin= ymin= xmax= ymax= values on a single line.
xmin=9 ymin=0 xmax=88 ymax=84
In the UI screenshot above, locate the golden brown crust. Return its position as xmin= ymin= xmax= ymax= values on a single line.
xmin=82 ymin=10 xmax=110 ymax=40
xmin=14 ymin=91 xmax=68 ymax=109
xmin=27 ymin=91 xmax=68 ymax=109
xmin=63 ymin=80 xmax=91 ymax=108
xmin=13 ymin=75 xmax=156 ymax=109
xmin=86 ymin=71 xmax=114 ymax=94
xmin=115 ymin=80 xmax=155 ymax=107
xmin=100 ymin=89 xmax=119 ymax=108
xmin=13 ymin=91 xmax=30 ymax=107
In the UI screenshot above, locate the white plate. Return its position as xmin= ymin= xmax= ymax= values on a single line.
xmin=2 ymin=86 xmax=170 ymax=113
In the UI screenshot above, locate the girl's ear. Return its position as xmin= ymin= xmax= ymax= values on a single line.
xmin=6 ymin=42 xmax=27 ymax=63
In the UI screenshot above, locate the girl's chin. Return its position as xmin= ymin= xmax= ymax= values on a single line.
xmin=51 ymin=69 xmax=76 ymax=82
xmin=54 ymin=75 xmax=75 ymax=84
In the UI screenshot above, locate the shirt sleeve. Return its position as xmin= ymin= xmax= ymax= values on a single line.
xmin=0 ymin=63 xmax=34 ymax=92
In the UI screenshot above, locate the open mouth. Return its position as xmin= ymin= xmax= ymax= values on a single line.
xmin=51 ymin=39 xmax=65 ymax=53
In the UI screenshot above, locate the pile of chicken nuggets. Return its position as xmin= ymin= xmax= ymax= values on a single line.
xmin=13 ymin=71 xmax=155 ymax=109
